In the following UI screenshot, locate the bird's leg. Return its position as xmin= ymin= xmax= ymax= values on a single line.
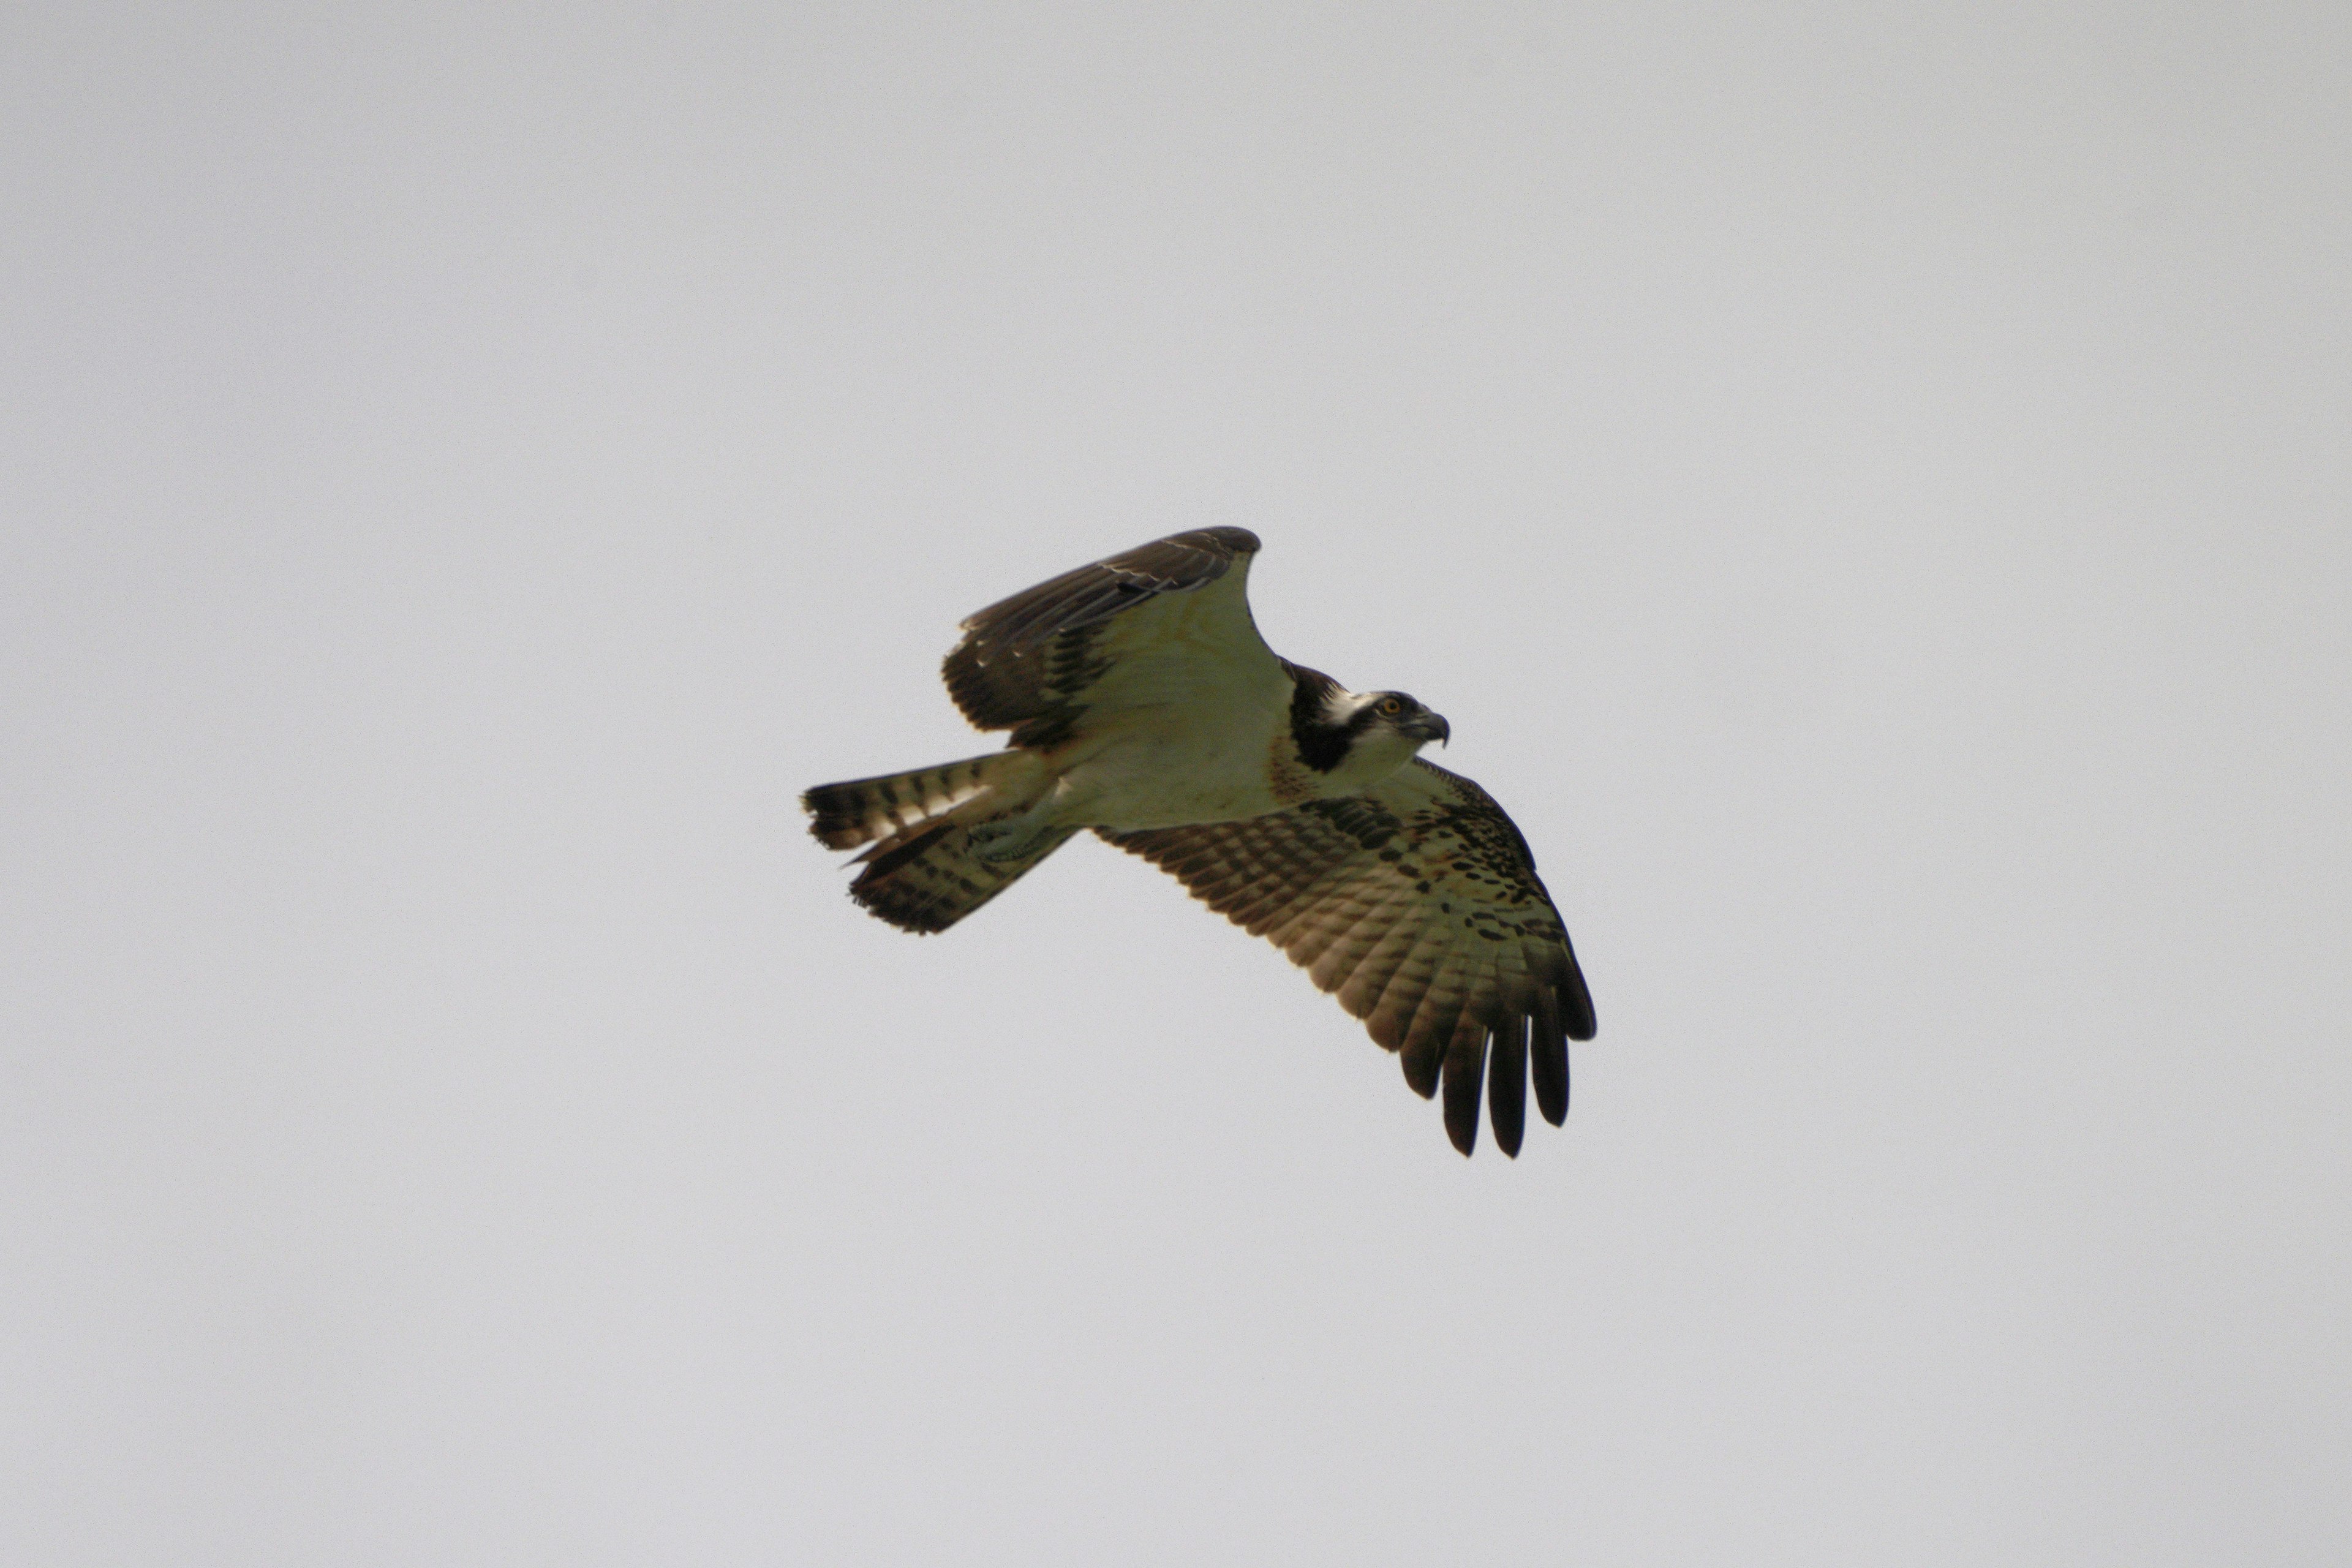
xmin=968 ymin=774 xmax=1089 ymax=862
xmin=970 ymin=770 xmax=1096 ymax=861
xmin=967 ymin=805 xmax=1057 ymax=863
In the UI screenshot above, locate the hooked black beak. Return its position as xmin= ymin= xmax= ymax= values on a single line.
xmin=1403 ymin=712 xmax=1451 ymax=747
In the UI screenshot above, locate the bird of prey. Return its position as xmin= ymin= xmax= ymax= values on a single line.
xmin=803 ymin=527 xmax=1596 ymax=1156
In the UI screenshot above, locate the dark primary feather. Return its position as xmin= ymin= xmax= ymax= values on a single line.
xmin=1099 ymin=758 xmax=1596 ymax=1157
xmin=1488 ymin=1013 xmax=1528 ymax=1158
xmin=941 ymin=526 xmax=1261 ymax=741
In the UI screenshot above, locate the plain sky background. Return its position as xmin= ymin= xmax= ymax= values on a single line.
xmin=6 ymin=4 xmax=2348 ymax=1563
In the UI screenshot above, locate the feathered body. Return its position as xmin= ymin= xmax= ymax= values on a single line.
xmin=804 ymin=527 xmax=1596 ymax=1155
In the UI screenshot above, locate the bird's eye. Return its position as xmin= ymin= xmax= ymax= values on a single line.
xmin=1379 ymin=697 xmax=1403 ymax=715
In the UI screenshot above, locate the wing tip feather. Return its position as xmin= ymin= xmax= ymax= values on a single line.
xmin=1439 ymin=1017 xmax=1487 ymax=1157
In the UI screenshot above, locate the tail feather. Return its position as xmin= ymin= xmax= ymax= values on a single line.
xmin=802 ymin=752 xmax=1041 ymax=851
xmin=804 ymin=750 xmax=1063 ymax=933
xmin=848 ymin=822 xmax=1077 ymax=933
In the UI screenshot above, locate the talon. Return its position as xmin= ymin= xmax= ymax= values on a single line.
xmin=967 ymin=820 xmax=1035 ymax=863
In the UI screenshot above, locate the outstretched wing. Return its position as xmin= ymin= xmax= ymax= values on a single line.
xmin=1099 ymin=759 xmax=1597 ymax=1157
xmin=943 ymin=526 xmax=1280 ymax=748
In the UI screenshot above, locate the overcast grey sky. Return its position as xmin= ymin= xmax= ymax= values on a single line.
xmin=6 ymin=3 xmax=2348 ymax=1563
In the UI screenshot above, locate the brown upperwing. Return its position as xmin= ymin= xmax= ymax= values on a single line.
xmin=1099 ymin=758 xmax=1596 ymax=1158
xmin=941 ymin=526 xmax=1263 ymax=748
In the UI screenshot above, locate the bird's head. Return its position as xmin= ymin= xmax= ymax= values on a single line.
xmin=1304 ymin=687 xmax=1450 ymax=791
xmin=1362 ymin=690 xmax=1450 ymax=748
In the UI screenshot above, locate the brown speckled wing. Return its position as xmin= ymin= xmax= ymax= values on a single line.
xmin=1099 ymin=759 xmax=1596 ymax=1157
xmin=943 ymin=527 xmax=1264 ymax=747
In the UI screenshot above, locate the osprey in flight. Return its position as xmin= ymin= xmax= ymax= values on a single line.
xmin=803 ymin=527 xmax=1596 ymax=1156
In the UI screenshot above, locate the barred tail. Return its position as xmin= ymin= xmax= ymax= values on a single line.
xmin=843 ymin=821 xmax=1077 ymax=933
xmin=802 ymin=750 xmax=1063 ymax=933
xmin=801 ymin=751 xmax=1043 ymax=852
